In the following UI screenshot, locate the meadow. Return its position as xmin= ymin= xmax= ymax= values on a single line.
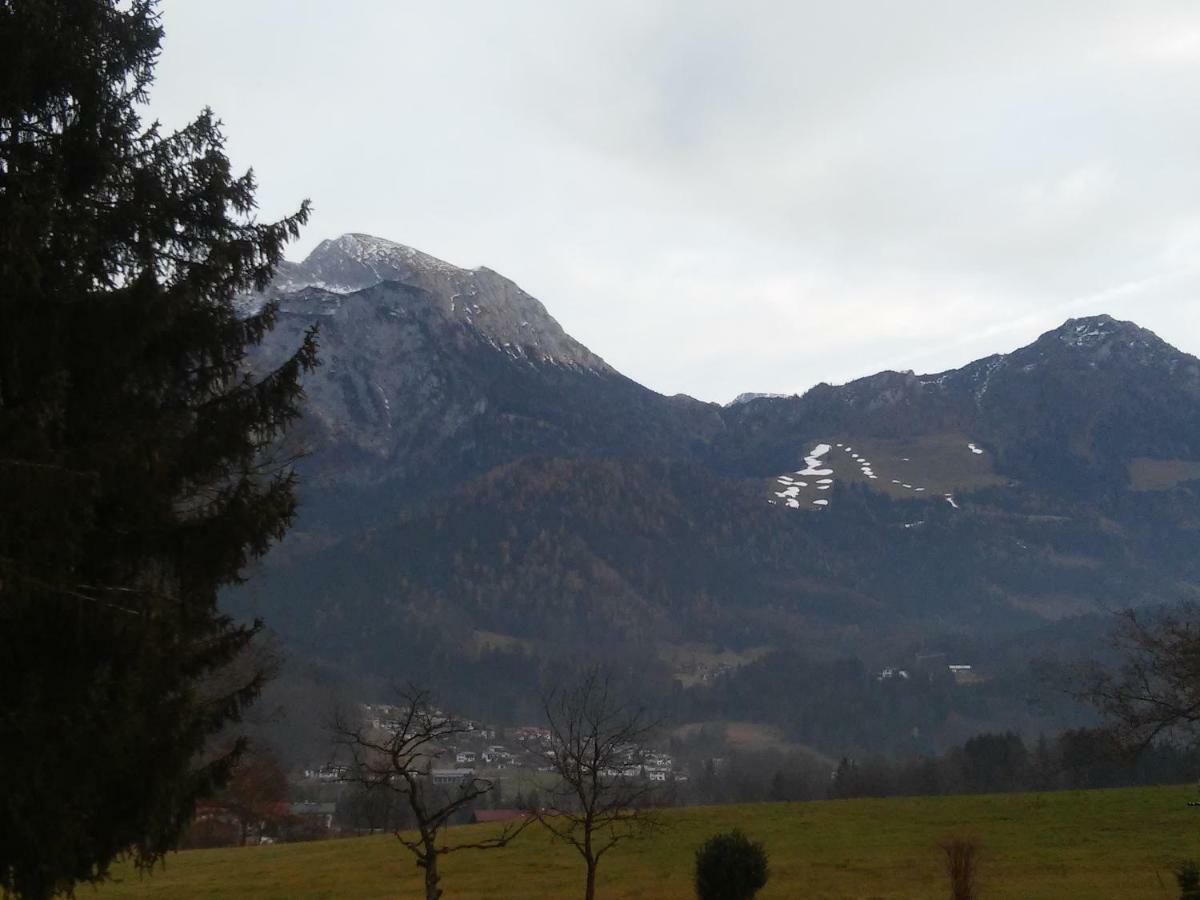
xmin=93 ymin=784 xmax=1199 ymax=899
xmin=767 ymin=431 xmax=1008 ymax=512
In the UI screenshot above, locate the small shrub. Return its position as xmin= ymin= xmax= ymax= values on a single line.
xmin=940 ymin=834 xmax=980 ymax=900
xmin=1176 ymin=860 xmax=1200 ymax=900
xmin=694 ymin=829 xmax=769 ymax=900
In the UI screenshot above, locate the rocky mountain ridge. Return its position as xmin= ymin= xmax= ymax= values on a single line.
xmin=249 ymin=235 xmax=722 ymax=510
xmin=269 ymin=233 xmax=610 ymax=373
xmin=231 ymin=235 xmax=1200 ymax=739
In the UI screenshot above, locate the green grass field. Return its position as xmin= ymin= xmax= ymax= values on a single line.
xmin=657 ymin=641 xmax=773 ymax=687
xmin=831 ymin=432 xmax=1007 ymax=499
xmin=90 ymin=785 xmax=1200 ymax=899
xmin=1128 ymin=457 xmax=1200 ymax=491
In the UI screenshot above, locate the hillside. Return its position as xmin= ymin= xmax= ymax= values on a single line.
xmin=228 ymin=235 xmax=1200 ymax=745
xmin=95 ymin=785 xmax=1197 ymax=899
xmin=720 ymin=314 xmax=1200 ymax=493
xmin=247 ymin=234 xmax=720 ymax=514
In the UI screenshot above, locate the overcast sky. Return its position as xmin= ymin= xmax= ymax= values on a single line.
xmin=151 ymin=1 xmax=1200 ymax=402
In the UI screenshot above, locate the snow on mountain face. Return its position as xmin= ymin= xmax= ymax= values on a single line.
xmin=271 ymin=233 xmax=461 ymax=295
xmin=727 ymin=392 xmax=794 ymax=406
xmin=1048 ymin=314 xmax=1172 ymax=356
xmin=1059 ymin=315 xmax=1125 ymax=349
xmin=268 ymin=234 xmax=611 ymax=374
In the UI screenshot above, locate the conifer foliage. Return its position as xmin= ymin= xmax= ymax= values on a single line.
xmin=0 ymin=2 xmax=315 ymax=896
xmin=693 ymin=829 xmax=770 ymax=900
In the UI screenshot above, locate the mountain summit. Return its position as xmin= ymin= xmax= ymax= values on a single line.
xmin=1049 ymin=314 xmax=1169 ymax=352
xmin=251 ymin=235 xmax=719 ymax=506
xmin=273 ymin=233 xmax=466 ymax=294
xmin=954 ymin=314 xmax=1190 ymax=380
xmin=269 ymin=233 xmax=609 ymax=373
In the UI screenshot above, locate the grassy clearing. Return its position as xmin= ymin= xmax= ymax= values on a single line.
xmin=1129 ymin=458 xmax=1200 ymax=491
xmin=470 ymin=629 xmax=536 ymax=656
xmin=768 ymin=432 xmax=1007 ymax=510
xmin=671 ymin=720 xmax=827 ymax=759
xmin=93 ymin=785 xmax=1199 ymax=899
xmin=658 ymin=642 xmax=772 ymax=687
xmin=834 ymin=432 xmax=1007 ymax=499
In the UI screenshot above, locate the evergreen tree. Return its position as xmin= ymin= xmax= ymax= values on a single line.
xmin=694 ymin=829 xmax=769 ymax=900
xmin=0 ymin=2 xmax=315 ymax=896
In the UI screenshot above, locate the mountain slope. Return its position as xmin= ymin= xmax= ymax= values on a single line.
xmin=251 ymin=236 xmax=722 ymax=526
xmin=271 ymin=233 xmax=610 ymax=372
xmin=232 ymin=237 xmax=1200 ymax=742
xmin=718 ymin=315 xmax=1200 ymax=491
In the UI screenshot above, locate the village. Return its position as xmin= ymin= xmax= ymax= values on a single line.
xmin=323 ymin=703 xmax=682 ymax=785
xmin=185 ymin=701 xmax=684 ymax=848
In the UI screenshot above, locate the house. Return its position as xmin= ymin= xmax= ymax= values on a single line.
xmin=482 ymin=746 xmax=513 ymax=765
xmin=455 ymin=751 xmax=477 ymax=765
xmin=512 ymin=726 xmax=551 ymax=744
xmin=288 ymin=801 xmax=336 ymax=831
xmin=430 ymin=768 xmax=475 ymax=786
xmin=303 ymin=764 xmax=348 ymax=783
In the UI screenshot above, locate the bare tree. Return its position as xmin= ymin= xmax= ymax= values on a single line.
xmin=532 ymin=668 xmax=664 ymax=900
xmin=1077 ymin=606 xmax=1200 ymax=751
xmin=331 ymin=685 xmax=527 ymax=900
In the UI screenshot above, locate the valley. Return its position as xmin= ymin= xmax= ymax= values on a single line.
xmin=226 ymin=234 xmax=1200 ymax=753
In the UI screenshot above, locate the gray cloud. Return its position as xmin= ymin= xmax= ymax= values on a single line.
xmin=152 ymin=1 xmax=1200 ymax=401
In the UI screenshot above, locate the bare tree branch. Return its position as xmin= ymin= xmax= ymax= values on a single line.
xmin=331 ymin=685 xmax=528 ymax=900
xmin=1074 ymin=605 xmax=1200 ymax=753
xmin=528 ymin=668 xmax=665 ymax=900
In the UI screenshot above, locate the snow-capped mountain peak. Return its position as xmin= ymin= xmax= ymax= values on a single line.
xmin=271 ymin=233 xmax=466 ymax=295
xmin=726 ymin=392 xmax=794 ymax=406
xmin=266 ymin=234 xmax=611 ymax=374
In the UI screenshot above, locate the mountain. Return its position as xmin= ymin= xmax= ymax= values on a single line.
xmin=719 ymin=314 xmax=1200 ymax=493
xmin=248 ymin=234 xmax=722 ymax=530
xmin=727 ymin=392 xmax=794 ymax=406
xmin=232 ymin=236 xmax=1200 ymax=748
xmin=270 ymin=234 xmax=609 ymax=372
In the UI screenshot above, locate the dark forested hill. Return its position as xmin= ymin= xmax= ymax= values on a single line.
xmin=229 ymin=235 xmax=1200 ymax=746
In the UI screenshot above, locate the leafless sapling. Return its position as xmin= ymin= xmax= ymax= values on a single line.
xmin=331 ymin=685 xmax=528 ymax=900
xmin=531 ymin=668 xmax=664 ymax=900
